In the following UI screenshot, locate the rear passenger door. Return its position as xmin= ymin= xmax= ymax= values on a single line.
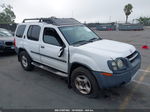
xmin=40 ymin=27 xmax=68 ymax=73
xmin=23 ymin=25 xmax=41 ymax=62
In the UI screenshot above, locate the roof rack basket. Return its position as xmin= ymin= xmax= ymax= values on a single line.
xmin=22 ymin=17 xmax=82 ymax=26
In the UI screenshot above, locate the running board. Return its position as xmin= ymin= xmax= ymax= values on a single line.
xmin=31 ymin=62 xmax=68 ymax=77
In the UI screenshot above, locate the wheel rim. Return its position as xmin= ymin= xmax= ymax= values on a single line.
xmin=21 ymin=56 xmax=28 ymax=67
xmin=75 ymin=75 xmax=92 ymax=95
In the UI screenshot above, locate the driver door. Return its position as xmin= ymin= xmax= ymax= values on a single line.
xmin=40 ymin=27 xmax=68 ymax=73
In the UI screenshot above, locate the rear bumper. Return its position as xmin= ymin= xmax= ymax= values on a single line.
xmin=0 ymin=46 xmax=15 ymax=53
xmin=92 ymin=53 xmax=141 ymax=89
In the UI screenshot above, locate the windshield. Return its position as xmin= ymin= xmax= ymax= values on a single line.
xmin=59 ymin=26 xmax=101 ymax=45
xmin=0 ymin=29 xmax=13 ymax=37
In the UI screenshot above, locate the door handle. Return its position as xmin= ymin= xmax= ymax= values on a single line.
xmin=41 ymin=46 xmax=45 ymax=48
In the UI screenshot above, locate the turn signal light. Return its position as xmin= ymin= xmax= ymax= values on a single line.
xmin=101 ymin=72 xmax=113 ymax=76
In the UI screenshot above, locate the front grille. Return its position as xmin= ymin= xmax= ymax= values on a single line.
xmin=5 ymin=42 xmax=13 ymax=46
xmin=126 ymin=51 xmax=139 ymax=62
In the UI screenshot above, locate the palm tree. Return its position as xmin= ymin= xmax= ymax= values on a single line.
xmin=137 ymin=17 xmax=150 ymax=26
xmin=124 ymin=4 xmax=133 ymax=24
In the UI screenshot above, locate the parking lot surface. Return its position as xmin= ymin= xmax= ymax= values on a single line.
xmin=0 ymin=28 xmax=150 ymax=110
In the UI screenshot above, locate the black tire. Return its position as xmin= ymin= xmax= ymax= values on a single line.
xmin=71 ymin=67 xmax=99 ymax=98
xmin=19 ymin=51 xmax=34 ymax=71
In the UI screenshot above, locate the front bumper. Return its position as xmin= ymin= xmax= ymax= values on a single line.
xmin=92 ymin=52 xmax=141 ymax=89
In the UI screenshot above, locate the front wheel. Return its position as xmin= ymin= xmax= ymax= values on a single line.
xmin=19 ymin=51 xmax=34 ymax=71
xmin=71 ymin=67 xmax=99 ymax=98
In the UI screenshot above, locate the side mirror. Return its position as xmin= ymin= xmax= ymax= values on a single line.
xmin=58 ymin=45 xmax=66 ymax=57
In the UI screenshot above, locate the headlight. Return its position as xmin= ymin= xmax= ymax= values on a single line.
xmin=116 ymin=59 xmax=124 ymax=69
xmin=108 ymin=58 xmax=127 ymax=71
xmin=111 ymin=61 xmax=118 ymax=70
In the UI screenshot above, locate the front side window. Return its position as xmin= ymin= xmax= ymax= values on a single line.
xmin=16 ymin=25 xmax=26 ymax=38
xmin=27 ymin=25 xmax=41 ymax=41
xmin=43 ymin=28 xmax=63 ymax=46
xmin=59 ymin=25 xmax=101 ymax=45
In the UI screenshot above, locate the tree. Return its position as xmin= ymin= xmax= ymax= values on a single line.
xmin=0 ymin=4 xmax=16 ymax=24
xmin=137 ymin=17 xmax=150 ymax=26
xmin=124 ymin=4 xmax=133 ymax=24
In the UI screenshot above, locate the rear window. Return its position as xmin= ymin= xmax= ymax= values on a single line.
xmin=0 ymin=29 xmax=12 ymax=37
xmin=16 ymin=25 xmax=26 ymax=38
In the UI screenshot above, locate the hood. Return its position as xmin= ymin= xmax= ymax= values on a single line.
xmin=0 ymin=37 xmax=14 ymax=41
xmin=77 ymin=39 xmax=136 ymax=58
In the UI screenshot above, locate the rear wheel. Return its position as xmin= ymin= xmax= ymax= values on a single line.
xmin=71 ymin=67 xmax=99 ymax=98
xmin=20 ymin=51 xmax=34 ymax=71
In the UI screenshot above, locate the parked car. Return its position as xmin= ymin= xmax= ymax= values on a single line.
xmin=15 ymin=17 xmax=141 ymax=98
xmin=0 ymin=28 xmax=15 ymax=53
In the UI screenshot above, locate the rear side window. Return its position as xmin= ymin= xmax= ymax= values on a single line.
xmin=16 ymin=25 xmax=26 ymax=38
xmin=27 ymin=25 xmax=41 ymax=41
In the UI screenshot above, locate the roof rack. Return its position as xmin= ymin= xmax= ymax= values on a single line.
xmin=22 ymin=17 xmax=82 ymax=26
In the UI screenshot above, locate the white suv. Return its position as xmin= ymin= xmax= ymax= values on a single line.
xmin=15 ymin=17 xmax=141 ymax=97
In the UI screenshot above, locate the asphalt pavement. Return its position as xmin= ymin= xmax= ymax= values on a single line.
xmin=0 ymin=28 xmax=150 ymax=111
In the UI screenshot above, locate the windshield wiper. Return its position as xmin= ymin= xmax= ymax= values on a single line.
xmin=72 ymin=40 xmax=88 ymax=45
xmin=87 ymin=37 xmax=100 ymax=42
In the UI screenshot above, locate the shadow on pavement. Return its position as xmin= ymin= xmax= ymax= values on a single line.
xmin=0 ymin=52 xmax=16 ymax=57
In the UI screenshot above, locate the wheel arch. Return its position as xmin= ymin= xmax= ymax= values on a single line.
xmin=69 ymin=62 xmax=92 ymax=74
xmin=18 ymin=48 xmax=30 ymax=61
xmin=68 ymin=62 xmax=96 ymax=88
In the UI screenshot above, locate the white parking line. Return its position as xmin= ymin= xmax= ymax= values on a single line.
xmin=139 ymin=69 xmax=150 ymax=73
xmin=120 ymin=66 xmax=150 ymax=110
xmin=133 ymin=80 xmax=150 ymax=87
xmin=134 ymin=69 xmax=150 ymax=87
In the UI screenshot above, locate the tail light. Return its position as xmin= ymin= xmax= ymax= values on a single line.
xmin=14 ymin=38 xmax=16 ymax=47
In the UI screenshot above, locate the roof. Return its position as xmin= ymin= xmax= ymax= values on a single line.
xmin=22 ymin=17 xmax=82 ymax=26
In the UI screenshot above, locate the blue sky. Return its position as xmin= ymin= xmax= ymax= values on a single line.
xmin=1 ymin=0 xmax=150 ymax=23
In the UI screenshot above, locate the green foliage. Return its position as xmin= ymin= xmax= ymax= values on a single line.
xmin=124 ymin=4 xmax=133 ymax=23
xmin=0 ymin=4 xmax=16 ymax=24
xmin=137 ymin=17 xmax=150 ymax=26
